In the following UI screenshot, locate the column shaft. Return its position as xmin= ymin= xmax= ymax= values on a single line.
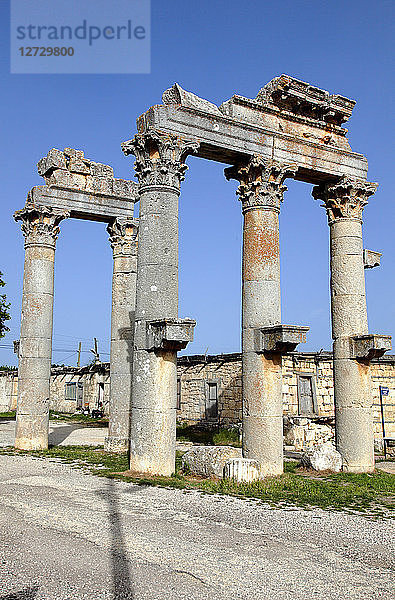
xmin=330 ymin=218 xmax=373 ymax=471
xmin=122 ymin=132 xmax=198 ymax=476
xmin=14 ymin=204 xmax=68 ymax=450
xmin=313 ymin=177 xmax=378 ymax=472
xmin=242 ymin=207 xmax=283 ymax=475
xmin=226 ymin=158 xmax=297 ymax=476
xmin=105 ymin=219 xmax=138 ymax=453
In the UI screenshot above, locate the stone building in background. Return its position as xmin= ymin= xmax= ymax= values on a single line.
xmin=0 ymin=351 xmax=393 ymax=451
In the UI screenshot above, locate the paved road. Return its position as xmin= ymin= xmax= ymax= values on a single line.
xmin=0 ymin=455 xmax=394 ymax=600
xmin=0 ymin=420 xmax=108 ymax=448
xmin=0 ymin=420 xmax=194 ymax=452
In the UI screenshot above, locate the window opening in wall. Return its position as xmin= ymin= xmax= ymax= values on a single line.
xmin=76 ymin=383 xmax=83 ymax=410
xmin=297 ymin=375 xmax=317 ymax=415
xmin=65 ymin=382 xmax=77 ymax=401
xmin=97 ymin=382 xmax=105 ymax=410
xmin=177 ymin=378 xmax=181 ymax=410
xmin=205 ymin=382 xmax=218 ymax=420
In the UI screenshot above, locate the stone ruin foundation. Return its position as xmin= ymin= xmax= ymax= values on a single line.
xmin=13 ymin=75 xmax=392 ymax=475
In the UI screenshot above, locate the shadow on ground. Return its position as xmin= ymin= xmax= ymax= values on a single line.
xmin=97 ymin=479 xmax=135 ymax=599
xmin=48 ymin=424 xmax=80 ymax=445
xmin=0 ymin=586 xmax=38 ymax=599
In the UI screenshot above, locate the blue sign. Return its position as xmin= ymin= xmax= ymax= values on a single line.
xmin=380 ymin=386 xmax=390 ymax=396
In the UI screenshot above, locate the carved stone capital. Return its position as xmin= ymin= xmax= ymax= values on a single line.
xmin=121 ymin=131 xmax=199 ymax=192
xmin=312 ymin=176 xmax=378 ymax=224
xmin=224 ymin=155 xmax=298 ymax=213
xmin=107 ymin=217 xmax=139 ymax=258
xmin=14 ymin=203 xmax=69 ymax=249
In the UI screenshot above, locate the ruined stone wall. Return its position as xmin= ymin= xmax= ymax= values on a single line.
xmin=0 ymin=371 xmax=18 ymax=412
xmin=371 ymin=360 xmax=395 ymax=440
xmin=282 ymin=355 xmax=334 ymax=416
xmin=1 ymin=353 xmax=393 ymax=448
xmin=47 ymin=368 xmax=110 ymax=414
xmin=177 ymin=356 xmax=242 ymax=426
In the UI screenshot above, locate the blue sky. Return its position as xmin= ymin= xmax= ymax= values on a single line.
xmin=0 ymin=0 xmax=394 ymax=367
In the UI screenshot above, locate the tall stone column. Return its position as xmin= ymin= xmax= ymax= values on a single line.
xmin=122 ymin=132 xmax=198 ymax=476
xmin=104 ymin=217 xmax=139 ymax=453
xmin=226 ymin=157 xmax=308 ymax=476
xmin=313 ymin=177 xmax=385 ymax=472
xmin=14 ymin=203 xmax=69 ymax=450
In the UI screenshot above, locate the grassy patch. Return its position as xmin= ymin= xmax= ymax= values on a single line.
xmin=176 ymin=423 xmax=241 ymax=447
xmin=49 ymin=411 xmax=109 ymax=427
xmin=0 ymin=411 xmax=16 ymax=420
xmin=1 ymin=445 xmax=393 ymax=517
xmin=0 ymin=410 xmax=109 ymax=426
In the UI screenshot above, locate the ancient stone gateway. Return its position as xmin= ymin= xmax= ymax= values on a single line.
xmin=14 ymin=148 xmax=139 ymax=451
xmin=121 ymin=76 xmax=391 ymax=475
xmin=14 ymin=75 xmax=392 ymax=476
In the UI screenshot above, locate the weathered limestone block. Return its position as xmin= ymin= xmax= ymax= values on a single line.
xmin=301 ymin=441 xmax=342 ymax=472
xmin=181 ymin=446 xmax=242 ymax=477
xmin=363 ymin=249 xmax=382 ymax=269
xmin=37 ymin=148 xmax=136 ymax=201
xmin=223 ymin=458 xmax=260 ymax=482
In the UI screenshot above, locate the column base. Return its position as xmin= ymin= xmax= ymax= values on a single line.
xmin=104 ymin=436 xmax=129 ymax=453
xmin=341 ymin=463 xmax=375 ymax=474
xmin=14 ymin=414 xmax=49 ymax=450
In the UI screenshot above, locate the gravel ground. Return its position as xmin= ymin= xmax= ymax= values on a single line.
xmin=0 ymin=454 xmax=394 ymax=600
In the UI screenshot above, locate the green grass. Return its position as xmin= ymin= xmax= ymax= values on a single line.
xmin=176 ymin=423 xmax=241 ymax=447
xmin=49 ymin=411 xmax=109 ymax=427
xmin=0 ymin=411 xmax=16 ymax=420
xmin=0 ymin=410 xmax=109 ymax=426
xmin=1 ymin=445 xmax=393 ymax=517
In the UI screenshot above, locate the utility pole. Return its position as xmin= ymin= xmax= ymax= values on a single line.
xmin=77 ymin=342 xmax=82 ymax=368
xmin=90 ymin=337 xmax=100 ymax=365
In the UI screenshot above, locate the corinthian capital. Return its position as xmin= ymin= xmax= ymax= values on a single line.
xmin=14 ymin=203 xmax=69 ymax=248
xmin=312 ymin=176 xmax=378 ymax=224
xmin=224 ymin=155 xmax=298 ymax=213
xmin=121 ymin=131 xmax=199 ymax=191
xmin=107 ymin=217 xmax=138 ymax=258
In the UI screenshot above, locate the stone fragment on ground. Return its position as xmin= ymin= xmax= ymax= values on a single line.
xmin=224 ymin=457 xmax=260 ymax=482
xmin=301 ymin=440 xmax=342 ymax=472
xmin=181 ymin=445 xmax=241 ymax=477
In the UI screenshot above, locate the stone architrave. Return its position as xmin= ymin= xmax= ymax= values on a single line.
xmin=225 ymin=157 xmax=308 ymax=476
xmin=104 ymin=217 xmax=139 ymax=453
xmin=121 ymin=131 xmax=199 ymax=476
xmin=313 ymin=177 xmax=391 ymax=472
xmin=14 ymin=203 xmax=69 ymax=450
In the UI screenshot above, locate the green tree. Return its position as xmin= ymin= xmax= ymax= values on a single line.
xmin=0 ymin=272 xmax=11 ymax=338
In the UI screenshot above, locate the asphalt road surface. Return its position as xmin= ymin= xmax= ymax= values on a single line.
xmin=0 ymin=454 xmax=394 ymax=600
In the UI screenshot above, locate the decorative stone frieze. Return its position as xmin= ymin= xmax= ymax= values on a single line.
xmin=225 ymin=155 xmax=298 ymax=213
xmin=121 ymin=131 xmax=199 ymax=191
xmin=14 ymin=203 xmax=69 ymax=249
xmin=255 ymin=75 xmax=355 ymax=126
xmin=107 ymin=217 xmax=138 ymax=258
xmin=312 ymin=176 xmax=378 ymax=223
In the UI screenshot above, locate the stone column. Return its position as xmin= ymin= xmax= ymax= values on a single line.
xmin=225 ymin=157 xmax=302 ymax=476
xmin=104 ymin=217 xmax=138 ymax=453
xmin=122 ymin=132 xmax=198 ymax=476
xmin=14 ymin=203 xmax=69 ymax=450
xmin=313 ymin=177 xmax=378 ymax=472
